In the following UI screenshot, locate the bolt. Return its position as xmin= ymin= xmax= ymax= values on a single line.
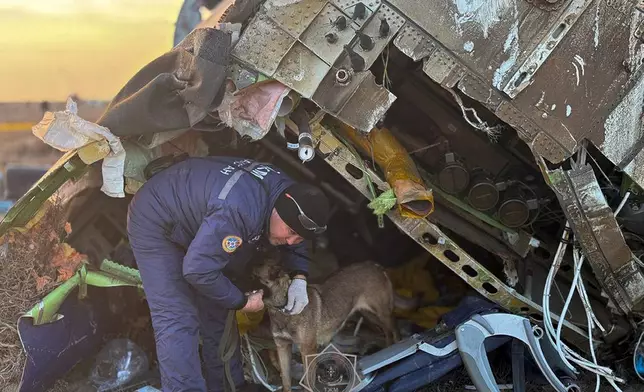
xmin=379 ymin=18 xmax=390 ymax=37
xmin=325 ymin=32 xmax=338 ymax=43
xmin=335 ymin=68 xmax=351 ymax=84
xmin=438 ymin=237 xmax=446 ymax=245
xmin=332 ymin=15 xmax=347 ymax=30
xmin=353 ymin=2 xmax=367 ymax=20
xmin=344 ymin=45 xmax=365 ymax=71
xmin=357 ymin=31 xmax=375 ymax=50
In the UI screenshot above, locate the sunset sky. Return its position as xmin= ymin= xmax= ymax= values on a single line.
xmin=0 ymin=0 xmax=189 ymax=102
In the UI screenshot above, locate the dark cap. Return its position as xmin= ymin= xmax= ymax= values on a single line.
xmin=274 ymin=183 xmax=330 ymax=240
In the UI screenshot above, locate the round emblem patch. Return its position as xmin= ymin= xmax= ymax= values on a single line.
xmin=222 ymin=235 xmax=243 ymax=253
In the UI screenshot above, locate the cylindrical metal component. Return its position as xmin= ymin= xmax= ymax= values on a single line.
xmin=498 ymin=199 xmax=530 ymax=228
xmin=438 ymin=153 xmax=469 ymax=195
xmin=353 ymin=2 xmax=366 ymax=20
xmin=379 ymin=18 xmax=390 ymax=37
xmin=467 ymin=171 xmax=499 ymax=211
xmin=333 ymin=15 xmax=347 ymax=30
xmin=498 ymin=184 xmax=531 ymax=228
xmin=325 ymin=32 xmax=338 ymax=44
xmin=298 ymin=132 xmax=315 ymax=162
xmin=438 ymin=163 xmax=469 ymax=194
xmin=357 ymin=31 xmax=374 ymax=51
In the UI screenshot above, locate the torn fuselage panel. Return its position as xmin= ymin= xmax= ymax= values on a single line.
xmin=548 ymin=164 xmax=644 ymax=314
xmin=230 ymin=0 xmax=397 ymax=132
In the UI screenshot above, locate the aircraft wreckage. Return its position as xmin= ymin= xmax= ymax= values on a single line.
xmin=3 ymin=0 xmax=644 ymax=390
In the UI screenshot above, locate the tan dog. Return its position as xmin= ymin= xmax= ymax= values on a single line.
xmin=253 ymin=259 xmax=399 ymax=392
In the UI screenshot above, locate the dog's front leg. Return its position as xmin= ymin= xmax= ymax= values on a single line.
xmin=299 ymin=337 xmax=318 ymax=367
xmin=275 ymin=338 xmax=293 ymax=392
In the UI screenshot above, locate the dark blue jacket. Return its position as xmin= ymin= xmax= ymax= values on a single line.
xmin=128 ymin=156 xmax=309 ymax=310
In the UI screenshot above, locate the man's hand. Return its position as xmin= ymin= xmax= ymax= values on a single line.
xmin=283 ymin=278 xmax=308 ymax=315
xmin=241 ymin=290 xmax=264 ymax=313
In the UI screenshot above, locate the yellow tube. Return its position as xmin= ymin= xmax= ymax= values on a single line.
xmin=335 ymin=122 xmax=434 ymax=219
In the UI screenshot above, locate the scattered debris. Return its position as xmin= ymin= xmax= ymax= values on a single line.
xmin=0 ymin=197 xmax=84 ymax=387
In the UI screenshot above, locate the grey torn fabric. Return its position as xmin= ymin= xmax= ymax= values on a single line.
xmin=97 ymin=28 xmax=232 ymax=137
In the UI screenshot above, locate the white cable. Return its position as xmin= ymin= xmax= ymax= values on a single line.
xmin=541 ymin=159 xmax=633 ymax=388
xmin=542 ymin=225 xmax=574 ymax=369
xmin=555 ymin=250 xmax=585 ymax=356
xmin=576 ymin=277 xmax=606 ymax=333
xmin=578 ymin=249 xmax=600 ymax=392
xmin=244 ymin=335 xmax=280 ymax=391
xmin=614 ymin=191 xmax=631 ymax=217
xmin=542 ymin=227 xmax=625 ymax=387
xmin=446 ymin=87 xmax=503 ymax=141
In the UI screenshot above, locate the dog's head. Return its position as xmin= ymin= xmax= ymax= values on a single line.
xmin=252 ymin=255 xmax=291 ymax=308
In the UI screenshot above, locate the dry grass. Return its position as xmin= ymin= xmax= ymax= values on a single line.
xmin=0 ymin=198 xmax=74 ymax=388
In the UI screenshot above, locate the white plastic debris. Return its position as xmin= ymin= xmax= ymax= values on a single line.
xmin=89 ymin=338 xmax=149 ymax=391
xmin=32 ymin=97 xmax=126 ymax=198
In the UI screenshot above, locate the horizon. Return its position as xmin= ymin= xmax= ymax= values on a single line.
xmin=0 ymin=0 xmax=187 ymax=103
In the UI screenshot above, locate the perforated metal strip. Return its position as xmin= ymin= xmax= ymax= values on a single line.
xmin=313 ymin=123 xmax=591 ymax=352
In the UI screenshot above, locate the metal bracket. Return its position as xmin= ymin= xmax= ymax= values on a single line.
xmin=547 ymin=165 xmax=644 ymax=314
xmin=502 ymin=0 xmax=593 ymax=98
xmin=456 ymin=314 xmax=568 ymax=392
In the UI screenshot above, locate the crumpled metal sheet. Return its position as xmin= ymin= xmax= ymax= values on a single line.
xmin=232 ymin=13 xmax=296 ymax=76
xmin=336 ymin=73 xmax=396 ymax=132
xmin=422 ymin=47 xmax=465 ymax=88
xmin=382 ymin=0 xmax=644 ymax=195
xmin=300 ymin=2 xmax=357 ymax=64
xmin=393 ymin=23 xmax=436 ymax=62
xmin=548 ymin=164 xmax=644 ymax=314
xmin=230 ymin=0 xmax=397 ymax=132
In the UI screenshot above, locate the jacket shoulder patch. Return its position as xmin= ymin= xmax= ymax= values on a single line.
xmin=222 ymin=235 xmax=243 ymax=253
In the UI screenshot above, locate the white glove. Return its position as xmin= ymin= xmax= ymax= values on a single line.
xmin=283 ymin=278 xmax=309 ymax=315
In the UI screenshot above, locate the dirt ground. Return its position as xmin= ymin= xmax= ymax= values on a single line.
xmin=0 ymin=131 xmax=62 ymax=172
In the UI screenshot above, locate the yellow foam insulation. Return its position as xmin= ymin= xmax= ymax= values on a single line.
xmin=335 ymin=122 xmax=435 ymax=219
xmin=387 ymin=255 xmax=455 ymax=329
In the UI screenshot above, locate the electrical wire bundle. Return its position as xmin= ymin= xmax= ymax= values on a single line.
xmin=242 ymin=334 xmax=281 ymax=391
xmin=542 ymin=191 xmax=632 ymax=391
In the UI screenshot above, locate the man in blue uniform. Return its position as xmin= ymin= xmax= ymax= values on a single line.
xmin=127 ymin=156 xmax=330 ymax=392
